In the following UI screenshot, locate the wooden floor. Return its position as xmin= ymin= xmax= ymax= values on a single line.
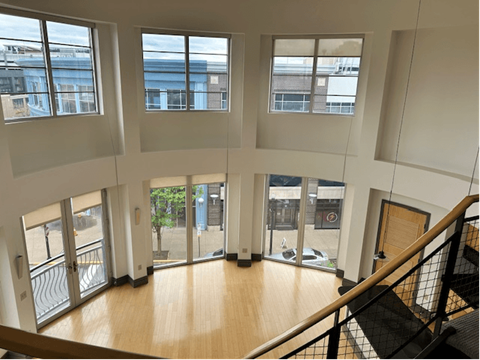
xmin=40 ymin=260 xmax=342 ymax=359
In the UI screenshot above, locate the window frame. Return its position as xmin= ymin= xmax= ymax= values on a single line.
xmin=0 ymin=7 xmax=100 ymax=123
xmin=141 ymin=28 xmax=231 ymax=113
xmin=269 ymin=34 xmax=364 ymax=116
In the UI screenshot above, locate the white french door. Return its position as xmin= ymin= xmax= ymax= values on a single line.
xmin=24 ymin=190 xmax=111 ymax=328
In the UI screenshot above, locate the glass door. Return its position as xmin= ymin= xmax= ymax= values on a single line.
xmin=24 ymin=202 xmax=73 ymax=325
xmin=264 ymin=175 xmax=345 ymax=271
xmin=24 ymin=190 xmax=111 ymax=328
xmin=68 ymin=191 xmax=110 ymax=300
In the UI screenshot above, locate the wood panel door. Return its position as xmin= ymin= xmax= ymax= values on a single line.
xmin=374 ymin=201 xmax=430 ymax=305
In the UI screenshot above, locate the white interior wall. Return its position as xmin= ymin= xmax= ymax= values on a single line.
xmin=0 ymin=0 xmax=477 ymax=332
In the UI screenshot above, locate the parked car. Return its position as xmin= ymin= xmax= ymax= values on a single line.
xmin=269 ymin=247 xmax=329 ymax=267
xmin=73 ymin=211 xmax=97 ymax=230
xmin=203 ymin=248 xmax=224 ymax=258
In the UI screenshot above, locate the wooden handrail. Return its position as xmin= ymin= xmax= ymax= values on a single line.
xmin=244 ymin=194 xmax=479 ymax=359
xmin=0 ymin=324 xmax=159 ymax=359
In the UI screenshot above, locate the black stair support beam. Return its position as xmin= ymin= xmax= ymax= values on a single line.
xmin=434 ymin=230 xmax=462 ymax=337
xmin=326 ymin=310 xmax=341 ymax=359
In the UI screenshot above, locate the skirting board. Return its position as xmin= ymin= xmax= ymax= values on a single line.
xmin=147 ymin=266 xmax=154 ymax=275
xmin=226 ymin=253 xmax=238 ymax=261
xmin=237 ymin=259 xmax=252 ymax=267
xmin=112 ymin=275 xmax=128 ymax=287
xmin=128 ymin=275 xmax=148 ymax=288
xmin=251 ymin=253 xmax=262 ymax=262
xmin=342 ymin=278 xmax=357 ymax=287
xmin=336 ymin=269 xmax=345 ymax=278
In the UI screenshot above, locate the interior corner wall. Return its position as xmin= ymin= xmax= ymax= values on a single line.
xmin=106 ymin=186 xmax=127 ymax=279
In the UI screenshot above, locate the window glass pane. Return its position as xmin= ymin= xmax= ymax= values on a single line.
xmin=2 ymin=15 xmax=98 ymax=121
xmin=317 ymin=38 xmax=363 ymax=56
xmin=49 ymin=45 xmax=93 ymax=69
xmin=167 ymin=89 xmax=187 ymax=110
xmin=302 ymin=178 xmax=344 ymax=269
xmin=316 ymin=57 xmax=360 ymax=76
xmin=322 ymin=76 xmax=358 ymax=96
xmin=145 ymin=89 xmax=162 ymax=110
xmin=46 ymin=21 xmax=90 ymax=46
xmin=0 ymin=39 xmax=45 ymax=67
xmin=264 ymin=175 xmax=302 ymax=263
xmin=273 ymin=57 xmax=313 ymax=75
xmin=142 ymin=34 xmax=185 ymax=53
xmin=151 ymin=186 xmax=187 ymax=267
xmin=52 ymin=69 xmax=94 ymax=88
xmin=143 ymin=33 xmax=228 ymax=111
xmin=143 ymin=52 xmax=185 ymax=67
xmin=190 ymin=91 xmax=227 ymax=110
xmin=189 ymin=36 xmax=228 ymax=55
xmin=193 ymin=183 xmax=225 ymax=261
xmin=313 ymin=95 xmax=355 ymax=114
xmin=274 ymin=39 xmax=315 ymax=56
xmin=189 ymin=54 xmax=227 ymax=73
xmin=23 ymin=203 xmax=71 ymax=322
xmin=0 ymin=13 xmax=42 ymax=41
xmin=273 ymin=93 xmax=310 ymax=112
xmin=25 ymin=93 xmax=51 ymax=118
xmin=71 ymin=201 xmax=107 ymax=298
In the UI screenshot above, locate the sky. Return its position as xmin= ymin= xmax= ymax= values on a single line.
xmin=142 ymin=33 xmax=228 ymax=63
xmin=0 ymin=13 xmax=90 ymax=49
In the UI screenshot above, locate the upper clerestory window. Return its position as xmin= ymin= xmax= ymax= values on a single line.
xmin=0 ymin=11 xmax=98 ymax=122
xmin=270 ymin=37 xmax=363 ymax=115
xmin=141 ymin=32 xmax=229 ymax=111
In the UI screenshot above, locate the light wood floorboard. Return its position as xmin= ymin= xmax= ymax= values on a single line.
xmin=40 ymin=260 xmax=342 ymax=359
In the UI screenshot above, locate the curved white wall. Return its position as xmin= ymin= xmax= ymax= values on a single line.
xmin=0 ymin=0 xmax=478 ymax=332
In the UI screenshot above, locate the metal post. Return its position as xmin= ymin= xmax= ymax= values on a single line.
xmin=327 ymin=309 xmax=341 ymax=359
xmin=269 ymin=201 xmax=275 ymax=255
xmin=44 ymin=224 xmax=51 ymax=259
xmin=433 ymin=229 xmax=462 ymax=336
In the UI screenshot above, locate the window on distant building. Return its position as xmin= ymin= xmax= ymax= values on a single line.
xmin=0 ymin=11 xmax=99 ymax=122
xmin=221 ymin=92 xmax=227 ymax=110
xmin=142 ymin=32 xmax=229 ymax=111
xmin=274 ymin=93 xmax=310 ymax=112
xmin=270 ymin=37 xmax=363 ymax=115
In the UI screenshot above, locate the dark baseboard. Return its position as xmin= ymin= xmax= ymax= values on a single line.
xmin=112 ymin=275 xmax=128 ymax=287
xmin=147 ymin=266 xmax=154 ymax=275
xmin=251 ymin=253 xmax=262 ymax=262
xmin=237 ymin=259 xmax=252 ymax=267
xmin=226 ymin=253 xmax=238 ymax=261
xmin=128 ymin=275 xmax=148 ymax=288
xmin=342 ymin=278 xmax=357 ymax=287
xmin=336 ymin=268 xmax=345 ymax=278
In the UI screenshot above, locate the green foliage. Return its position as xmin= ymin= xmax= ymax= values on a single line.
xmin=150 ymin=186 xmax=204 ymax=231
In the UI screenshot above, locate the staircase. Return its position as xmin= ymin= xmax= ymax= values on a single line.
xmin=245 ymin=195 xmax=479 ymax=359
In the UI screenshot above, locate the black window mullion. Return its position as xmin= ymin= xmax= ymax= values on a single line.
xmin=309 ymin=40 xmax=319 ymax=113
xmin=40 ymin=19 xmax=56 ymax=116
xmin=185 ymin=36 xmax=190 ymax=111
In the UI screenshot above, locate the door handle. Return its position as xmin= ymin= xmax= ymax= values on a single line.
xmin=67 ymin=263 xmax=73 ymax=274
xmin=73 ymin=261 xmax=78 ymax=272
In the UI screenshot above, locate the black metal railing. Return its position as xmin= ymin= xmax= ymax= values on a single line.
xmin=279 ymin=206 xmax=478 ymax=359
